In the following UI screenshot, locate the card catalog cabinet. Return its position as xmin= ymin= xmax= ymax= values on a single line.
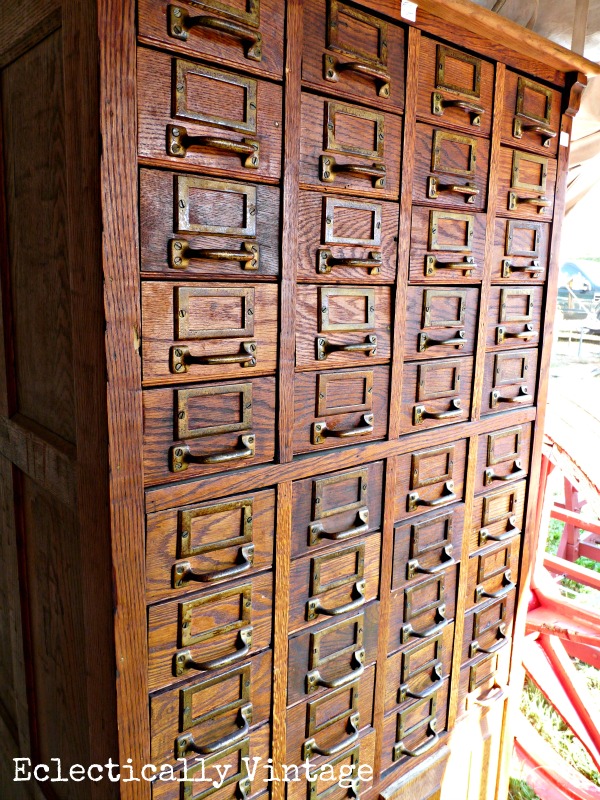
xmin=0 ymin=2 xmax=595 ymax=800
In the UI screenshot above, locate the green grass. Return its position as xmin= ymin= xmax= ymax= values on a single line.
xmin=508 ymin=778 xmax=540 ymax=800
xmin=545 ymin=518 xmax=600 ymax=606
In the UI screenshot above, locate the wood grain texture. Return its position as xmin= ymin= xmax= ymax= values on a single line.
xmin=472 ymin=421 xmax=533 ymax=496
xmin=485 ymin=285 xmax=544 ymax=351
xmin=469 ymin=480 xmax=527 ymax=556
xmin=480 ymin=349 xmax=538 ymax=415
xmin=501 ymin=70 xmax=561 ymax=156
xmin=454 ymin=645 xmax=510 ymax=722
xmin=496 ymin=146 xmax=558 ymax=220
xmin=490 ymin=216 xmax=550 ymax=284
xmin=399 ymin=357 xmax=473 ymax=435
xmin=463 ymin=536 xmax=521 ymax=613
xmin=459 ymin=591 xmax=516 ymax=665
xmin=379 ymin=745 xmax=449 ymax=800
xmin=0 ymin=0 xmax=60 ymax=68
xmin=403 ymin=286 xmax=480 ymax=361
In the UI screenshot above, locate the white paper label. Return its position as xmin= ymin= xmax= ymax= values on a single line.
xmin=401 ymin=0 xmax=418 ymax=21
xmin=560 ymin=131 xmax=570 ymax=148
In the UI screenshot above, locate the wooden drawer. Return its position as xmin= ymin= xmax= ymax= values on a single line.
xmin=497 ymin=146 xmax=557 ymax=220
xmin=391 ymin=504 xmax=464 ymax=591
xmin=302 ymin=0 xmax=405 ymax=113
xmin=486 ymin=286 xmax=543 ymax=351
xmin=490 ymin=217 xmax=550 ymax=283
xmin=387 ymin=568 xmax=458 ymax=656
xmin=416 ymin=36 xmax=494 ymax=137
xmin=456 ymin=646 xmax=511 ymax=721
xmin=470 ymin=480 xmax=527 ymax=555
xmin=291 ymin=462 xmax=384 ymax=560
xmin=409 ymin=207 xmax=486 ymax=284
xmin=502 ymin=70 xmax=561 ymax=156
xmin=395 ymin=438 xmax=468 ymax=521
xmin=481 ymin=348 xmax=538 ymax=415
xmin=143 ymin=376 xmax=276 ymax=485
xmin=293 ymin=366 xmax=389 ymax=454
xmin=297 ymin=191 xmax=399 ymax=284
xmin=138 ymin=0 xmax=284 ymax=81
xmin=140 ymin=169 xmax=280 ymax=280
xmin=150 ymin=649 xmax=272 ymax=766
xmin=380 ymin=681 xmax=449 ymax=773
xmin=413 ymin=124 xmax=489 ymax=211
xmin=288 ymin=532 xmax=381 ymax=634
xmin=404 ymin=286 xmax=479 ymax=361
xmin=384 ymin=624 xmax=454 ymax=714
xmin=146 ymin=489 xmax=275 ymax=604
xmin=474 ymin=422 xmax=532 ymax=495
xmin=287 ymin=603 xmax=380 ymax=705
xmin=142 ymin=282 xmax=278 ymax=385
xmin=461 ymin=593 xmax=515 ymax=666
xmin=148 ymin=572 xmax=273 ymax=692
xmin=296 ymin=285 xmax=392 ymax=370
xmin=399 ymin=357 xmax=473 ymax=434
xmin=465 ymin=537 xmax=520 ymax=613
xmin=300 ymin=93 xmax=402 ymax=200
xmin=138 ymin=48 xmax=282 ymax=180
xmin=285 ymin=665 xmax=375 ymax=764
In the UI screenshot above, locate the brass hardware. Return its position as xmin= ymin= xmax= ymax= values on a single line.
xmin=170 ymin=342 xmax=257 ymax=373
xmin=176 ymin=704 xmax=252 ymax=757
xmin=168 ymin=6 xmax=262 ymax=60
xmin=469 ymin=653 xmax=498 ymax=693
xmin=175 ymin=176 xmax=258 ymax=236
xmin=316 ymin=370 xmax=373 ymax=416
xmin=491 ymin=385 xmax=532 ymax=409
xmin=401 ymin=608 xmax=448 ymax=644
xmin=478 ymin=542 xmax=511 ymax=583
xmin=428 ymin=177 xmax=479 ymax=203
xmin=179 ymin=585 xmax=251 ymax=646
xmin=479 ymin=516 xmax=521 ymax=546
xmin=470 ymin=622 xmax=507 ymax=659
xmin=303 ymin=713 xmax=360 ymax=760
xmin=306 ymin=648 xmax=365 ymax=693
xmin=417 ymin=361 xmax=461 ymax=402
xmin=170 ymin=239 xmax=259 ymax=271
xmin=170 ymin=434 xmax=255 ymax=471
xmin=317 ymin=335 xmax=377 ymax=361
xmin=318 ymin=248 xmax=381 ymax=275
xmin=319 ymin=287 xmax=376 ymax=332
xmin=411 ymin=445 xmax=454 ymax=490
xmin=502 ymin=259 xmax=542 ymax=278
xmin=180 ymin=738 xmax=251 ymax=800
xmin=174 ymin=626 xmax=253 ymax=675
xmin=410 ymin=511 xmax=453 ymax=559
xmin=309 ymin=508 xmax=369 ymax=546
xmin=312 ymin=468 xmax=368 ymax=520
xmin=487 ymin=427 xmax=521 ymax=466
xmin=312 ymin=543 xmax=365 ymax=596
xmin=308 ymin=744 xmax=361 ymax=800
xmin=327 ymin=1 xmax=388 ymax=65
xmin=515 ymin=76 xmax=553 ymax=126
xmin=508 ymin=193 xmax=550 ymax=214
xmin=179 ymin=497 xmax=252 ymax=559
xmin=436 ymin=45 xmax=481 ymax=98
xmin=307 ymin=580 xmax=366 ymax=621
xmin=511 ymin=150 xmax=548 ymax=193
xmin=320 ymin=156 xmax=386 ymax=188
xmin=313 ymin=414 xmax=374 ymax=445
xmin=432 ymin=93 xmax=484 ymax=126
xmin=183 ymin=0 xmax=260 ymax=27
xmin=413 ymin=398 xmax=462 ymax=426
xmin=394 ymin=720 xmax=439 ymax=760
xmin=475 ymin=570 xmax=515 ymax=602
xmin=167 ymin=125 xmax=260 ymax=168
xmin=429 ymin=210 xmax=474 ymax=252
xmin=180 ymin=663 xmax=251 ymax=730
xmin=423 ymin=289 xmax=467 ymax=328
xmin=506 ymin=219 xmax=543 ymax=257
xmin=498 ymin=287 xmax=535 ymax=323
xmin=325 ymin=102 xmax=385 ymax=159
xmin=395 ymin=694 xmax=439 ymax=761
xmin=485 ymin=460 xmax=526 ymax=487
xmin=176 ymin=287 xmax=255 ymax=339
xmin=307 ymin=683 xmax=359 ymax=738
xmin=432 ymin=130 xmax=477 ymax=177
xmin=407 ymin=545 xmax=455 ymax=579
xmin=173 ymin=543 xmax=255 ymax=588
xmin=513 ymin=118 xmax=556 ymax=147
xmin=405 ymin=576 xmax=445 ymax=623
xmin=496 ymin=323 xmax=537 ymax=346
xmin=407 ymin=481 xmax=456 ymax=513
xmin=425 ymin=255 xmax=475 ymax=277
xmin=324 ymin=54 xmax=390 ymax=97
xmin=399 ymin=661 xmax=444 ymax=703
xmin=176 ymin=383 xmax=252 ymax=439
xmin=418 ymin=330 xmax=466 ymax=352
xmin=323 ymin=197 xmax=383 ymax=247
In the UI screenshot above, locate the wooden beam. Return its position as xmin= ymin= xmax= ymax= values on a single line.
xmin=573 ymin=0 xmax=590 ymax=56
xmin=551 ymin=507 xmax=600 ymax=537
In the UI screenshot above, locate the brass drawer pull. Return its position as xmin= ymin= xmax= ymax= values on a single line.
xmin=513 ymin=118 xmax=556 ymax=147
xmin=508 ymin=192 xmax=550 ymax=214
xmin=432 ymin=92 xmax=484 ymax=125
xmin=418 ymin=330 xmax=466 ymax=352
xmin=502 ymin=259 xmax=543 ymax=278
xmin=485 ymin=459 xmax=526 ymax=486
xmin=312 ymin=414 xmax=374 ymax=445
xmin=320 ymin=156 xmax=386 ymax=188
xmin=475 ymin=570 xmax=515 ymax=602
xmin=479 ymin=516 xmax=521 ymax=546
xmin=401 ymin=606 xmax=448 ymax=643
xmin=174 ymin=626 xmax=253 ymax=675
xmin=469 ymin=623 xmax=507 ymax=658
xmin=175 ymin=704 xmax=252 ymax=758
xmin=413 ymin=398 xmax=462 ymax=426
xmin=307 ymin=580 xmax=366 ymax=621
xmin=170 ymin=343 xmax=257 ymax=374
xmin=318 ymin=249 xmax=381 ymax=275
xmin=306 ymin=648 xmax=366 ymax=693
xmin=407 ymin=481 xmax=456 ymax=512
xmin=167 ymin=125 xmax=260 ymax=168
xmin=428 ymin=177 xmax=479 ymax=203
xmin=324 ymin=55 xmax=391 ymax=97
xmin=393 ymin=720 xmax=439 ymax=760
xmin=407 ymin=545 xmax=455 ymax=580
xmin=491 ymin=385 xmax=532 ymax=408
xmin=316 ymin=335 xmax=377 ymax=361
xmin=496 ymin=323 xmax=537 ymax=345
xmin=168 ymin=6 xmax=263 ymax=61
xmin=472 ymin=685 xmax=507 ymax=707
xmin=399 ymin=663 xmax=444 ymax=703
xmin=303 ymin=713 xmax=360 ymax=760
xmin=170 ymin=239 xmax=259 ymax=271
xmin=170 ymin=434 xmax=255 ymax=472
xmin=309 ymin=508 xmax=369 ymax=546
xmin=425 ymin=255 xmax=476 ymax=277
xmin=173 ymin=544 xmax=255 ymax=588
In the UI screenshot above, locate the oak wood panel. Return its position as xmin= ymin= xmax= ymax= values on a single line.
xmin=485 ymin=286 xmax=543 ymax=351
xmin=469 ymin=480 xmax=527 ymax=557
xmin=496 ymin=146 xmax=558 ymax=220
xmin=379 ymin=744 xmax=449 ymax=800
xmin=481 ymin=348 xmax=538 ymax=415
xmin=473 ymin=421 xmax=532 ymax=496
xmin=464 ymin=536 xmax=521 ymax=613
xmin=501 ymin=70 xmax=561 ymax=156
xmin=490 ymin=217 xmax=550 ymax=283
xmin=460 ymin=592 xmax=515 ymax=666
xmin=403 ymin=286 xmax=479 ymax=361
xmin=454 ymin=645 xmax=510 ymax=722
xmin=0 ymin=1 xmax=60 ymax=69
xmin=399 ymin=357 xmax=473 ymax=434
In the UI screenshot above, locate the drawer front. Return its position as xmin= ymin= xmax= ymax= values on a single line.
xmin=413 ymin=124 xmax=489 ymax=211
xmin=387 ymin=569 xmax=457 ymax=655
xmin=384 ymin=624 xmax=454 ymax=713
xmin=146 ymin=489 xmax=275 ymax=603
xmin=409 ymin=207 xmax=486 ymax=283
xmin=300 ymin=93 xmax=402 ymax=200
xmin=143 ymin=376 xmax=276 ymax=484
xmin=291 ymin=462 xmax=384 ymax=560
xmin=481 ymin=348 xmax=538 ymax=415
xmin=470 ymin=480 xmax=527 ymax=555
xmin=502 ymin=71 xmax=561 ymax=156
xmin=416 ymin=36 xmax=494 ymax=136
xmin=138 ymin=0 xmax=285 ymax=80
xmin=140 ymin=169 xmax=280 ymax=279
xmin=142 ymin=282 xmax=278 ymax=384
xmin=285 ymin=665 xmax=375 ymax=764
xmin=491 ymin=217 xmax=550 ymax=283
xmin=148 ymin=572 xmax=273 ymax=692
xmin=486 ymin=285 xmax=543 ymax=350
xmin=404 ymin=286 xmax=479 ymax=360
xmin=399 ymin=357 xmax=473 ymax=433
xmin=474 ymin=422 xmax=532 ymax=495
xmin=138 ymin=48 xmax=282 ymax=180
xmin=456 ymin=646 xmax=511 ymax=720
xmin=302 ymin=0 xmax=405 ymax=112
xmin=465 ymin=537 xmax=520 ymax=612
xmin=297 ymin=191 xmax=399 ymax=283
xmin=497 ymin=146 xmax=557 ymax=220
xmin=391 ymin=504 xmax=464 ymax=591
xmin=289 ymin=533 xmax=381 ymax=634
xmin=461 ymin=592 xmax=515 ymax=664
xmin=294 ymin=366 xmax=389 ymax=454
xmin=150 ymin=649 xmax=272 ymax=766
xmin=287 ymin=603 xmax=380 ymax=705
xmin=296 ymin=285 xmax=392 ymax=369
xmin=395 ymin=439 xmax=468 ymax=521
